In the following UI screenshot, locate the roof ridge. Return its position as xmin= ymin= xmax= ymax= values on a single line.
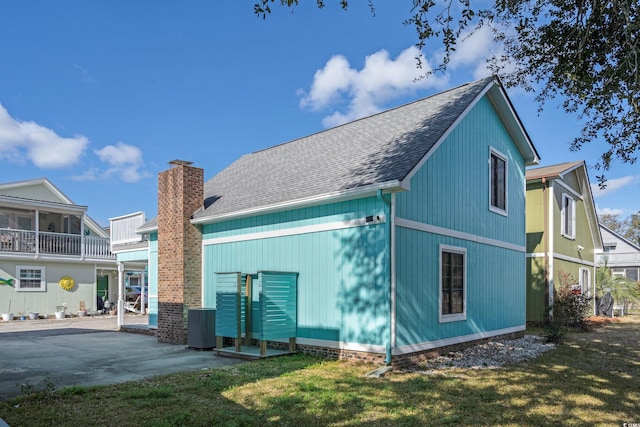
xmin=250 ymin=76 xmax=495 ymax=156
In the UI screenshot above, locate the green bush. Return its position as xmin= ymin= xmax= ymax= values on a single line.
xmin=543 ymin=270 xmax=593 ymax=343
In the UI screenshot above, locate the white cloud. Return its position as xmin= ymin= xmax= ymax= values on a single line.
xmin=299 ymin=46 xmax=449 ymax=127
xmin=298 ymin=24 xmax=517 ymax=128
xmin=597 ymin=206 xmax=624 ymax=216
xmin=94 ymin=141 xmax=149 ymax=183
xmin=0 ymin=103 xmax=88 ymax=168
xmin=591 ymin=175 xmax=636 ymax=198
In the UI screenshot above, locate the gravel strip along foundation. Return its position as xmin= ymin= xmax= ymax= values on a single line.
xmin=410 ymin=335 xmax=555 ymax=373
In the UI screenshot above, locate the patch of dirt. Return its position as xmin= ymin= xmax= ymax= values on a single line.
xmin=585 ymin=316 xmax=623 ymax=326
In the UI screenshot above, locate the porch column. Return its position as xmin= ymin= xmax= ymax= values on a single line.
xmin=117 ymin=262 xmax=124 ymax=328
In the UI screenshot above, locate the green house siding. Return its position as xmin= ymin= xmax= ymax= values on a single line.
xmin=526 ymin=256 xmax=547 ymax=322
xmin=202 ymin=197 xmax=390 ymax=347
xmin=526 ymin=166 xmax=599 ymax=323
xmin=395 ymin=228 xmax=525 ymax=347
xmin=396 ymin=96 xmax=526 ymax=248
xmin=0 ymin=261 xmax=96 ymax=315
xmin=551 ymin=185 xmax=596 ymax=261
xmin=526 ymin=183 xmax=545 ymax=254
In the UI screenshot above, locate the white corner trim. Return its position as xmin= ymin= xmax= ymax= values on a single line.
xmin=396 ymin=217 xmax=525 ymax=252
xmin=393 ymin=325 xmax=525 ymax=355
xmin=202 ymin=216 xmax=386 ymax=246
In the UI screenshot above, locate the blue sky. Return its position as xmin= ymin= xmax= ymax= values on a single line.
xmin=1 ymin=1 xmax=638 ymax=227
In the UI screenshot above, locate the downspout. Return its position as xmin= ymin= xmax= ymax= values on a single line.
xmin=377 ymin=189 xmax=393 ymax=364
xmin=542 ymin=178 xmax=549 ymax=315
xmin=547 ymin=180 xmax=555 ymax=318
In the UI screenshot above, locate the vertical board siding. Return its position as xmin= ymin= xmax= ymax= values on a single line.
xmin=526 ymin=256 xmax=546 ymax=322
xmin=395 ymin=227 xmax=525 ymax=346
xmin=202 ymin=197 xmax=390 ymax=347
xmin=396 ymin=96 xmax=526 ymax=247
xmin=394 ymin=96 xmax=528 ymax=347
xmin=202 ymin=197 xmax=384 ymax=240
xmin=552 ymin=179 xmax=596 ymax=261
xmin=526 ymin=183 xmax=545 ymax=253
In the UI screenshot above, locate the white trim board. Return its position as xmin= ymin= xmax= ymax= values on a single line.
xmin=526 ymin=252 xmax=595 ymax=267
xmin=396 ymin=217 xmax=525 ymax=252
xmin=393 ymin=325 xmax=525 ymax=355
xmin=555 ymin=179 xmax=583 ymax=201
xmin=401 ymin=82 xmax=494 ymax=189
xmin=202 ymin=216 xmax=386 ymax=246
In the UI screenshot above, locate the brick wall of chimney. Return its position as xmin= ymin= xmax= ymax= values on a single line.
xmin=157 ymin=162 xmax=204 ymax=344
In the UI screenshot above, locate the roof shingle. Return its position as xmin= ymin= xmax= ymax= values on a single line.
xmin=193 ymin=77 xmax=495 ymax=221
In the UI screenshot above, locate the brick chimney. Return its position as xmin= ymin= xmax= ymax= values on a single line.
xmin=157 ymin=160 xmax=204 ymax=344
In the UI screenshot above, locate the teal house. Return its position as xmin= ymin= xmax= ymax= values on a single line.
xmin=145 ymin=77 xmax=540 ymax=366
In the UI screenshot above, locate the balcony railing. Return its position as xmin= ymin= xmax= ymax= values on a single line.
xmin=0 ymin=229 xmax=114 ymax=259
xmin=596 ymin=253 xmax=640 ymax=267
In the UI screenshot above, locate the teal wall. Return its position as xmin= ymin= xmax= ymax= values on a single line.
xmin=202 ymin=197 xmax=390 ymax=347
xmin=395 ymin=229 xmax=525 ymax=346
xmin=115 ymin=249 xmax=149 ymax=262
xmin=395 ymin=96 xmax=527 ymax=346
xmin=396 ymin=96 xmax=526 ymax=247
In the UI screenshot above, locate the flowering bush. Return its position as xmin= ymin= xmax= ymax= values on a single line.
xmin=59 ymin=276 xmax=75 ymax=291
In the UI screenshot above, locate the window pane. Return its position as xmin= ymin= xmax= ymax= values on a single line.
xmin=491 ymin=154 xmax=506 ymax=211
xmin=442 ymin=251 xmax=464 ymax=315
xmin=18 ymin=267 xmax=43 ymax=290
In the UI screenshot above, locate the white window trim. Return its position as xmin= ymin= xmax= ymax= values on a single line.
xmin=489 ymin=147 xmax=508 ymax=216
xmin=15 ymin=265 xmax=46 ymax=292
xmin=439 ymin=244 xmax=467 ymax=323
xmin=561 ymin=193 xmax=576 ymax=239
xmin=579 ymin=267 xmax=591 ymax=297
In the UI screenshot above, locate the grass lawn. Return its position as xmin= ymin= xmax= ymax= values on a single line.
xmin=1 ymin=316 xmax=638 ymax=427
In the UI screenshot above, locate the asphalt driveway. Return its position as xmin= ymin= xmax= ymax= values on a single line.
xmin=0 ymin=315 xmax=245 ymax=401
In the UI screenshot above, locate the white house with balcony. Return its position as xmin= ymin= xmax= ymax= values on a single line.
xmin=596 ymin=223 xmax=640 ymax=282
xmin=0 ymin=178 xmax=116 ymax=318
xmin=109 ymin=211 xmax=153 ymax=328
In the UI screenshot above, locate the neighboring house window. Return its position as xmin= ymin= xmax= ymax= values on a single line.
xmin=612 ymin=270 xmax=625 ymax=278
xmin=561 ymin=193 xmax=576 ymax=239
xmin=579 ymin=267 xmax=591 ymax=296
xmin=0 ymin=213 xmax=8 ymax=229
xmin=627 ymin=268 xmax=639 ymax=282
xmin=489 ymin=148 xmax=507 ymax=215
xmin=16 ymin=266 xmax=46 ymax=292
xmin=439 ymin=245 xmax=467 ymax=322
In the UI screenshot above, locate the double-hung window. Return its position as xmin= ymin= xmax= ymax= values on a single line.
xmin=489 ymin=148 xmax=507 ymax=215
xmin=561 ymin=193 xmax=576 ymax=239
xmin=16 ymin=266 xmax=46 ymax=292
xmin=439 ymin=245 xmax=467 ymax=322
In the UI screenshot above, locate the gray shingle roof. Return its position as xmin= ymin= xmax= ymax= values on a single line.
xmin=192 ymin=77 xmax=497 ymax=222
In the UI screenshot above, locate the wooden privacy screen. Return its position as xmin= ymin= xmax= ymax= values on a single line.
xmin=215 ymin=271 xmax=298 ymax=356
